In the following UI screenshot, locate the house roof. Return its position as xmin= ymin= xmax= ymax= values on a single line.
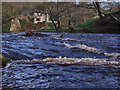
xmin=22 ymin=9 xmax=46 ymax=15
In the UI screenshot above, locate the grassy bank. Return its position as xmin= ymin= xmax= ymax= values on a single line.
xmin=75 ymin=16 xmax=99 ymax=33
xmin=36 ymin=11 xmax=120 ymax=34
xmin=75 ymin=10 xmax=120 ymax=34
xmin=2 ymin=11 xmax=120 ymax=34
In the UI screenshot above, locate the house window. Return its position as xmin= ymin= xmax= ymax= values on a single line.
xmin=36 ymin=18 xmax=40 ymax=21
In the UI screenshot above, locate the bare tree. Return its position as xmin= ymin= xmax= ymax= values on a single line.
xmin=46 ymin=2 xmax=64 ymax=31
xmin=94 ymin=2 xmax=103 ymax=18
xmin=63 ymin=3 xmax=78 ymax=32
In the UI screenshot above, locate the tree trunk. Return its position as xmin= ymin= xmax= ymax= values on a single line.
xmin=57 ymin=18 xmax=61 ymax=31
xmin=68 ymin=19 xmax=74 ymax=33
xmin=95 ymin=2 xmax=103 ymax=18
xmin=48 ymin=9 xmax=58 ymax=31
xmin=51 ymin=18 xmax=58 ymax=31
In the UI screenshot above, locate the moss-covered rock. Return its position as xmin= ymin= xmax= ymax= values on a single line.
xmin=0 ymin=55 xmax=7 ymax=67
xmin=0 ymin=54 xmax=10 ymax=68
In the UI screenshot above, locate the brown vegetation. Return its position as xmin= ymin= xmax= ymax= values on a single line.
xmin=2 ymin=2 xmax=120 ymax=33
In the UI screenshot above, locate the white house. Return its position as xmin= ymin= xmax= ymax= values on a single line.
xmin=33 ymin=12 xmax=53 ymax=24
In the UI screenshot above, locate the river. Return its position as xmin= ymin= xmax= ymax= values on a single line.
xmin=1 ymin=32 xmax=120 ymax=88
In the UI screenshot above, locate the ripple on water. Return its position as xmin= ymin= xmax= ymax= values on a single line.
xmin=2 ymin=62 xmax=119 ymax=88
xmin=2 ymin=32 xmax=120 ymax=88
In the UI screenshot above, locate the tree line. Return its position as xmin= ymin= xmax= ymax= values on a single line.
xmin=2 ymin=2 xmax=120 ymax=32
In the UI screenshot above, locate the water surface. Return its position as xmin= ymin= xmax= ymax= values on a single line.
xmin=2 ymin=32 xmax=120 ymax=88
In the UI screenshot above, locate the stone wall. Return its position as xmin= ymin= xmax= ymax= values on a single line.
xmin=10 ymin=18 xmax=21 ymax=32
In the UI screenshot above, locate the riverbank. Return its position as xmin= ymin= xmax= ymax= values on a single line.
xmin=33 ymin=10 xmax=120 ymax=34
xmin=2 ymin=11 xmax=120 ymax=34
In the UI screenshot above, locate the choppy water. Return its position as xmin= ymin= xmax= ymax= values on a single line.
xmin=1 ymin=32 xmax=120 ymax=88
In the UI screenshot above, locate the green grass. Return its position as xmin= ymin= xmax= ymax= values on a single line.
xmin=75 ymin=16 xmax=99 ymax=33
xmin=48 ymin=23 xmax=54 ymax=28
xmin=38 ymin=26 xmax=72 ymax=33
xmin=38 ymin=26 xmax=88 ymax=33
xmin=76 ymin=16 xmax=99 ymax=29
xmin=39 ymin=29 xmax=56 ymax=32
xmin=2 ymin=10 xmax=119 ymax=33
xmin=36 ymin=27 xmax=56 ymax=32
xmin=19 ymin=18 xmax=27 ymax=25
xmin=107 ymin=10 xmax=120 ymax=15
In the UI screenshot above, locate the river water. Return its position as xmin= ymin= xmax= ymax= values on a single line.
xmin=1 ymin=32 xmax=120 ymax=88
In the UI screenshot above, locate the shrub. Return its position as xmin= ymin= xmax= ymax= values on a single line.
xmin=48 ymin=23 xmax=54 ymax=28
xmin=19 ymin=18 xmax=27 ymax=25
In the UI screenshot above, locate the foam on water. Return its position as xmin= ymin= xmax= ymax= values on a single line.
xmin=55 ymin=37 xmax=78 ymax=42
xmin=63 ymin=42 xmax=104 ymax=54
xmin=63 ymin=42 xmax=120 ymax=60
xmin=2 ymin=33 xmax=120 ymax=88
xmin=13 ymin=56 xmax=119 ymax=67
xmin=54 ymin=37 xmax=106 ymax=43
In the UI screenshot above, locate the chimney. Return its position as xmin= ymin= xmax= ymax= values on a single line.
xmin=46 ymin=14 xmax=49 ymax=22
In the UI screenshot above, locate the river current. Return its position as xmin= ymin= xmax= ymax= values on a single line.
xmin=1 ymin=32 xmax=120 ymax=88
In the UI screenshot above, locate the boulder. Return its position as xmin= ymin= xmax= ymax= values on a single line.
xmin=22 ymin=31 xmax=50 ymax=37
